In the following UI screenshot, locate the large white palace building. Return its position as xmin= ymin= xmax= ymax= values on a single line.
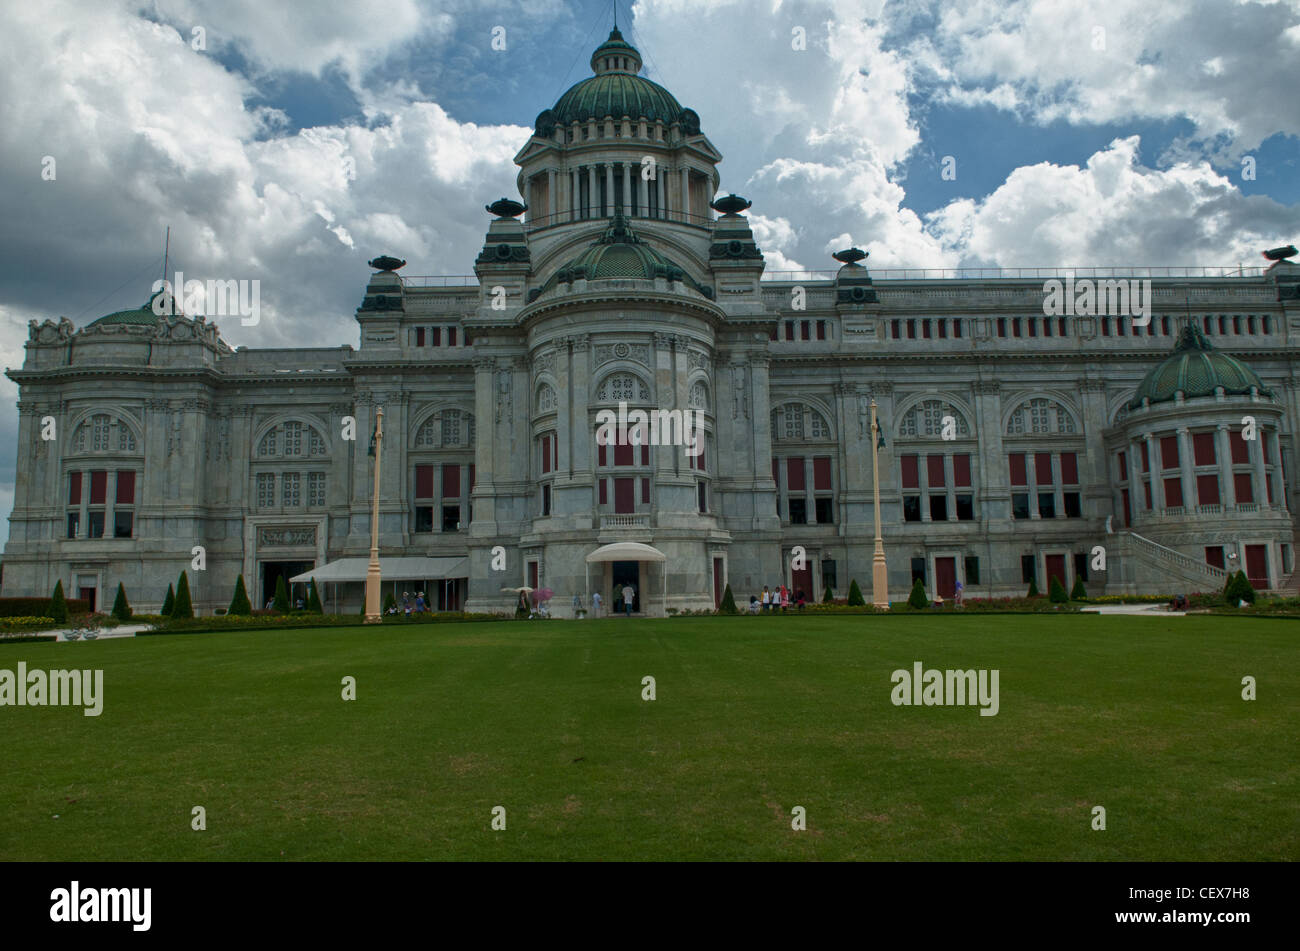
xmin=5 ymin=29 xmax=1299 ymax=614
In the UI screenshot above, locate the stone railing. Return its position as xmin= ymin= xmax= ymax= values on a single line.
xmin=600 ymin=514 xmax=650 ymax=529
xmin=1124 ymin=531 xmax=1228 ymax=585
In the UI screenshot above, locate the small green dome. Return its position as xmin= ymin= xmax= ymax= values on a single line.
xmin=88 ymin=300 xmax=159 ymax=328
xmin=534 ymin=213 xmax=711 ymax=300
xmin=1128 ymin=321 xmax=1269 ymax=409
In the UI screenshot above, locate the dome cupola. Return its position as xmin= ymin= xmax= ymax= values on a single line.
xmin=1128 ymin=320 xmax=1270 ymax=409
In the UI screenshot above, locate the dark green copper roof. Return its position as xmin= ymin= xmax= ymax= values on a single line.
xmin=537 ymin=213 xmax=711 ymax=298
xmin=88 ymin=299 xmax=160 ymax=327
xmin=551 ymin=71 xmax=683 ymax=126
xmin=1128 ymin=321 xmax=1269 ymax=409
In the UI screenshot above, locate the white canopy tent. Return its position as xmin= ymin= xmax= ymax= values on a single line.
xmin=585 ymin=542 xmax=667 ymax=616
xmin=290 ymin=557 xmax=467 ymax=613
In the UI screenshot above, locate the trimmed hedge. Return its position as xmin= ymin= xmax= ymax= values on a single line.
xmin=0 ymin=616 xmax=56 ymax=631
xmin=0 ymin=597 xmax=91 ymax=617
xmin=145 ymin=611 xmax=512 ymax=636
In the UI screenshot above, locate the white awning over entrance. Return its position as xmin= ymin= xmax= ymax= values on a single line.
xmin=585 ymin=542 xmax=667 ymax=563
xmin=290 ymin=556 xmax=467 ymax=584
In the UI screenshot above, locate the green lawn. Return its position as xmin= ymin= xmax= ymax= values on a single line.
xmin=1 ymin=614 xmax=1295 ymax=861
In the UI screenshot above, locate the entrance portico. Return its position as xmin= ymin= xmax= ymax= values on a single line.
xmin=585 ymin=542 xmax=668 ymax=616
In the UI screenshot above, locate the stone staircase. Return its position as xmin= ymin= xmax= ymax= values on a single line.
xmin=1120 ymin=531 xmax=1229 ymax=592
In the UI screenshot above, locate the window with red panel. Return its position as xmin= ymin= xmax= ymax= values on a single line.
xmin=1192 ymin=432 xmax=1216 ymax=466
xmin=1009 ymin=453 xmax=1027 ymax=486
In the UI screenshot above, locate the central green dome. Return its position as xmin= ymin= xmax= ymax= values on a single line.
xmin=535 ymin=29 xmax=697 ymax=134
xmin=1128 ymin=321 xmax=1269 ymax=409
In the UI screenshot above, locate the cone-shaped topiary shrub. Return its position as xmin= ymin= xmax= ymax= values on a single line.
xmin=172 ymin=571 xmax=194 ymax=619
xmin=1027 ymin=579 xmax=1040 ymax=598
xmin=822 ymin=583 xmax=834 ymax=603
xmin=907 ymin=578 xmax=928 ymax=609
xmin=847 ymin=579 xmax=866 ymax=606
xmin=719 ymin=584 xmax=737 ymax=614
xmin=50 ymin=580 xmax=69 ymax=624
xmin=228 ymin=575 xmax=253 ymax=616
xmin=1070 ymin=577 xmax=1087 ymax=600
xmin=161 ymin=583 xmax=175 ymax=617
xmin=308 ymin=579 xmax=324 ymax=613
xmin=273 ymin=575 xmax=290 ymax=613
xmin=1048 ymin=576 xmax=1069 ymax=603
xmin=111 ymin=582 xmax=131 ymax=622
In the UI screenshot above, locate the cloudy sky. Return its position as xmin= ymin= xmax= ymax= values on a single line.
xmin=0 ymin=0 xmax=1298 ymax=530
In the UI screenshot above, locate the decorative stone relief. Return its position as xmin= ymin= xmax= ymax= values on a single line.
xmin=496 ymin=368 xmax=513 ymax=423
xmin=258 ymin=527 xmax=317 ymax=547
xmin=594 ymin=342 xmax=650 ymax=368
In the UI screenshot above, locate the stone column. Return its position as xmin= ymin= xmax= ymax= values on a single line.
xmin=1027 ymin=449 xmax=1040 ymax=519
xmin=1269 ymin=429 xmax=1285 ymax=508
xmin=472 ymin=359 xmax=496 ymax=522
xmin=605 ymin=164 xmax=614 ymax=216
xmin=1216 ymin=424 xmax=1236 ymax=507
xmin=571 ymin=336 xmax=591 ymax=482
xmin=1176 ymin=427 xmax=1195 ymax=511
xmin=680 ymin=166 xmax=690 ymax=220
xmin=1252 ymin=426 xmax=1268 ymax=507
xmin=1126 ymin=439 xmax=1143 ymax=518
xmin=547 ymin=168 xmax=556 ymax=221
xmin=569 ymin=169 xmax=578 ymax=220
xmin=589 ymin=165 xmax=598 ymax=218
xmin=920 ymin=449 xmax=931 ymax=522
xmin=622 ymin=163 xmax=632 ymax=215
xmin=656 ymin=169 xmax=665 ymax=219
xmin=1145 ymin=433 xmax=1164 ymax=510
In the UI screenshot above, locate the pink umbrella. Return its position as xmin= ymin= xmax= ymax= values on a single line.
xmin=531 ymin=588 xmax=554 ymax=604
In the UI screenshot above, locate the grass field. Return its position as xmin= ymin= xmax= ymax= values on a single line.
xmin=1 ymin=614 xmax=1295 ymax=861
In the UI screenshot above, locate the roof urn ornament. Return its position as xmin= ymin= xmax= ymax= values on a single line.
xmin=368 ymin=256 xmax=407 ymax=272
xmin=710 ymin=194 xmax=752 ymax=217
xmin=486 ymin=197 xmax=528 ymax=219
xmin=1262 ymin=245 xmax=1297 ymax=261
xmin=832 ymin=247 xmax=869 ymax=266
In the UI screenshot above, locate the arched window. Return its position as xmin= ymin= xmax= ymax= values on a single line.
xmin=899 ymin=400 xmax=971 ymax=439
xmin=1006 ymin=398 xmax=1077 ymax=436
xmin=596 ymin=372 xmax=650 ymax=402
xmin=72 ymin=414 xmax=138 ymax=454
xmin=257 ymin=420 xmax=328 ymax=457
xmin=771 ymin=403 xmax=833 ymax=442
xmin=414 ymin=410 xmax=476 ymax=449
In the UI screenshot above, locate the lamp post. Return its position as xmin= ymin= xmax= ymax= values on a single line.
xmin=364 ymin=406 xmax=384 ymax=623
xmin=870 ymin=398 xmax=890 ymax=609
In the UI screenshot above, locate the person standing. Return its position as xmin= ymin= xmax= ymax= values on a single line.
xmin=415 ymin=591 xmax=426 ymax=613
xmin=622 ymin=583 xmax=635 ymax=616
xmin=762 ymin=586 xmax=771 ymax=612
xmin=780 ymin=585 xmax=790 ymax=612
xmin=592 ymin=591 xmax=603 ymax=617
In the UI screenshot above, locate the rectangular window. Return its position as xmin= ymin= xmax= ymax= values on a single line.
xmin=769 ymin=325 xmax=779 ymax=342
xmin=785 ymin=321 xmax=795 ymax=341
xmin=598 ymin=442 xmax=607 ymax=467
xmin=1234 ymin=472 xmax=1254 ymax=504
xmin=815 ymin=497 xmax=833 ymax=523
xmin=1164 ymin=477 xmax=1183 ymax=508
xmin=89 ymin=470 xmax=107 ymax=505
xmin=415 ymin=465 xmax=434 ymax=498
xmin=431 ymin=326 xmax=441 ymax=346
xmin=911 ymin=557 xmax=926 ymax=584
xmin=954 ymin=319 xmax=963 ymax=338
xmin=955 ymin=494 xmax=974 ymax=520
xmin=1118 ymin=451 xmax=1128 ymax=480
xmin=1063 ymin=492 xmax=1081 ymax=518
xmin=66 ymin=512 xmax=79 ymax=538
xmin=788 ymin=497 xmax=807 ymax=524
xmin=1161 ymin=436 xmax=1179 ymax=470
xmin=1021 ymin=555 xmax=1036 ymax=584
xmin=257 ymin=473 xmax=275 ymax=508
xmin=416 ymin=327 xmax=425 ymax=347
xmin=541 ymin=483 xmax=551 ymax=516
xmin=997 ymin=317 xmax=1006 ymax=337
xmin=1139 ymin=442 xmax=1149 ymax=472
xmin=282 ymin=472 xmax=301 ymax=507
xmin=443 ymin=464 xmax=461 ymax=499
xmin=903 ymin=496 xmax=921 ymax=522
xmin=614 ymin=439 xmax=633 ymax=467
xmin=1060 ymin=452 xmax=1078 ymax=485
xmin=88 ymin=511 xmax=105 ymax=538
xmin=442 ymin=505 xmax=460 ymax=531
xmin=541 ymin=434 xmax=552 ymax=474
xmin=1013 ymin=317 xmax=1022 ymax=337
xmin=69 ymin=471 xmax=82 ymax=505
xmin=821 ymin=559 xmax=837 ymax=591
xmin=1197 ymin=474 xmax=1220 ymax=505
xmin=1028 ymin=317 xmax=1037 ymax=337
xmin=1038 ymin=492 xmax=1056 ymax=518
xmin=813 ymin=456 xmax=832 ymax=491
xmin=930 ymin=495 xmax=948 ymax=521
xmin=1193 ymin=432 xmax=1216 ymax=466
xmin=816 ymin=320 xmax=826 ymax=340
xmin=640 ymin=441 xmax=649 ymax=466
xmin=1009 ymin=453 xmax=1027 ymax=486
xmin=614 ymin=477 xmax=635 ymax=514
xmin=1073 ymin=552 xmax=1089 ymax=582
xmin=113 ymin=511 xmax=133 ymax=538
xmin=907 ymin=319 xmax=916 ymax=339
xmin=415 ymin=506 xmax=433 ymax=532
xmin=1035 ymin=452 xmax=1053 ymax=485
xmin=641 ymin=478 xmax=651 ymax=504
xmin=964 ymin=556 xmax=980 ymax=586
xmin=697 ymin=482 xmax=708 ymax=513
xmin=1012 ymin=493 xmax=1030 ymax=520
xmin=938 ymin=319 xmax=947 ymax=339
xmin=953 ymin=454 xmax=971 ymax=488
xmin=1205 ymin=546 xmax=1225 ymax=569
xmin=927 ymin=454 xmax=945 ymax=488
xmin=922 ymin=319 xmax=931 ymax=339
xmin=786 ymin=457 xmax=805 ymax=492
xmin=598 ymin=479 xmax=607 ymax=505
xmin=902 ymin=454 xmax=920 ymax=489
xmin=448 ymin=327 xmax=457 ymax=347
xmin=800 ymin=320 xmax=810 ymax=341
xmin=890 ymin=320 xmax=900 ymax=339
xmin=1230 ymin=431 xmax=1249 ymax=465
xmin=1143 ymin=480 xmax=1152 ymax=509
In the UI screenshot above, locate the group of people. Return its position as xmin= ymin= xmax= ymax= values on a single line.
xmin=749 ymin=585 xmax=806 ymax=613
xmin=387 ymin=591 xmax=429 ymax=616
xmin=564 ymin=584 xmax=637 ymax=618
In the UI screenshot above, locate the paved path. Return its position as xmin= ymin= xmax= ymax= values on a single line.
xmin=1080 ymin=604 xmax=1186 ymax=617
